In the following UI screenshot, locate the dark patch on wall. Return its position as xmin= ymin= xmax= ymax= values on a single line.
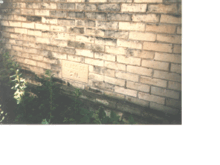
xmin=26 ymin=16 xmax=42 ymax=22
xmin=69 ymin=27 xmax=84 ymax=34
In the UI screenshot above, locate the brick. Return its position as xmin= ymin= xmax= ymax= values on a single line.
xmin=85 ymin=20 xmax=96 ymax=27
xmin=127 ymin=65 xmax=152 ymax=76
xmin=109 ymin=0 xmax=132 ymax=2
xmin=104 ymin=91 xmax=125 ymax=100
xmin=89 ymin=73 xmax=104 ymax=81
xmin=85 ymin=58 xmax=103 ymax=67
xmin=57 ymin=19 xmax=75 ymax=26
xmin=37 ymin=62 xmax=51 ymax=69
xmin=160 ymin=15 xmax=181 ymax=24
xmin=151 ymin=86 xmax=179 ymax=99
xmin=68 ymin=27 xmax=84 ymax=34
xmin=1 ymin=21 xmax=9 ymax=26
xmin=89 ymin=0 xmax=107 ymax=2
xmin=50 ymin=11 xmax=66 ymax=18
xmin=35 ymin=23 xmax=50 ymax=30
xmin=104 ymin=68 xmax=115 ymax=77
xmin=68 ymin=55 xmax=84 ymax=62
xmin=166 ymin=98 xmax=181 ymax=109
xmin=170 ymin=64 xmax=181 ymax=73
xmin=85 ymin=4 xmax=97 ymax=11
xmin=117 ymin=56 xmax=141 ymax=66
xmin=68 ymin=12 xmax=84 ymax=19
xmin=117 ymin=39 xmax=142 ymax=49
xmin=9 ymin=21 xmax=21 ymax=27
xmin=22 ymin=22 xmax=35 ymax=29
xmin=138 ymin=92 xmax=165 ymax=104
xmin=24 ymin=59 xmax=37 ymax=66
xmin=12 ymin=3 xmax=26 ymax=8
xmin=97 ymin=21 xmax=118 ymax=30
xmin=121 ymin=4 xmax=147 ymax=12
xmin=75 ymin=4 xmax=85 ymax=11
xmin=105 ymin=76 xmax=125 ymax=86
xmin=26 ymin=3 xmax=40 ymax=9
xmin=96 ymin=13 xmax=106 ymax=20
xmin=42 ymin=17 xmax=57 ymax=24
xmin=35 ymin=10 xmax=50 ymax=16
xmin=164 ymin=0 xmax=181 ymax=2
xmin=127 ymin=49 xmax=154 ymax=59
xmin=21 ymin=9 xmax=34 ymax=15
xmin=129 ymin=32 xmax=156 ymax=41
xmin=116 ymin=71 xmax=139 ymax=82
xmin=126 ymin=96 xmax=149 ymax=107
xmin=173 ymin=44 xmax=181 ymax=53
xmin=76 ymin=49 xmax=93 ymax=58
xmin=105 ymin=61 xmax=126 ymax=71
xmin=97 ymin=4 xmax=120 ymax=12
xmin=154 ymin=52 xmax=181 ymax=63
xmin=115 ymin=86 xmax=137 ymax=97
xmin=157 ymin=34 xmax=181 ymax=44
xmin=76 ymin=35 xmax=94 ymax=43
xmin=148 ymin=4 xmax=178 ymax=14
xmin=143 ymin=42 xmax=172 ymax=53
xmin=52 ymin=52 xmax=67 ymax=60
xmin=105 ymin=46 xmax=127 ymax=55
xmin=36 ymin=37 xmax=50 ymax=44
xmin=12 ymin=45 xmax=23 ymax=51
xmin=119 ymin=22 xmax=145 ymax=31
xmin=146 ymin=24 xmax=176 ymax=34
xmin=95 ymin=37 xmax=116 ymax=46
xmin=57 ymin=3 xmax=75 ymax=10
xmin=67 ymin=0 xmax=85 ymax=2
xmin=150 ymin=102 xmax=179 ymax=114
xmin=95 ymin=53 xmax=115 ymax=62
xmin=107 ymin=13 xmax=131 ymax=21
xmin=154 ymin=70 xmax=181 ymax=82
xmin=140 ymin=76 xmax=167 ymax=88
xmin=168 ymin=81 xmax=181 ymax=91
xmin=127 ymin=81 xmax=150 ymax=93
xmin=51 ymin=25 xmax=66 ymax=32
xmin=132 ymin=14 xmax=159 ymax=22
xmin=14 ymin=15 xmax=27 ymax=21
xmin=142 ymin=60 xmax=169 ymax=71
xmin=41 ymin=3 xmax=57 ymax=9
xmin=177 ymin=26 xmax=181 ymax=34
xmin=105 ymin=30 xmax=128 ymax=39
xmin=14 ymin=28 xmax=27 ymax=34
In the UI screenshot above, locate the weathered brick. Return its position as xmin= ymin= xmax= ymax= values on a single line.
xmin=105 ymin=61 xmax=126 ymax=71
xmin=68 ymin=55 xmax=84 ymax=62
xmin=26 ymin=3 xmax=40 ymax=9
xmin=119 ymin=22 xmax=145 ymax=31
xmin=57 ymin=3 xmax=75 ymax=10
xmin=117 ymin=39 xmax=142 ymax=49
xmin=51 ymin=52 xmax=67 ymax=60
xmin=146 ymin=24 xmax=176 ymax=34
xmin=95 ymin=52 xmax=115 ymax=62
xmin=95 ymin=37 xmax=116 ymax=46
xmin=150 ymin=102 xmax=179 ymax=114
xmin=68 ymin=27 xmax=84 ymax=34
xmin=57 ymin=19 xmax=75 ymax=26
xmin=157 ymin=34 xmax=181 ymax=44
xmin=126 ymin=96 xmax=149 ymax=107
xmin=75 ymin=4 xmax=85 ymax=11
xmin=127 ymin=65 xmax=152 ymax=76
xmin=42 ymin=17 xmax=57 ymax=24
xmin=140 ymin=76 xmax=167 ymax=88
xmin=105 ymin=46 xmax=127 ymax=55
xmin=89 ymin=0 xmax=107 ymax=2
xmin=14 ymin=15 xmax=27 ymax=21
xmin=143 ymin=42 xmax=172 ymax=52
xmin=14 ymin=28 xmax=27 ymax=34
xmin=1 ymin=20 xmax=9 ymax=26
xmin=160 ymin=14 xmax=181 ymax=24
xmin=121 ymin=4 xmax=147 ymax=12
xmin=96 ymin=12 xmax=106 ymax=20
xmin=138 ymin=92 xmax=165 ymax=104
xmin=177 ymin=26 xmax=181 ymax=34
xmin=107 ymin=13 xmax=131 ymax=21
xmin=9 ymin=21 xmax=21 ymax=27
xmin=154 ymin=52 xmax=181 ymax=63
xmin=84 ymin=4 xmax=97 ymax=11
xmin=115 ymin=86 xmax=137 ymax=97
xmin=51 ymin=25 xmax=66 ymax=32
xmin=76 ymin=35 xmax=94 ymax=43
xmin=105 ymin=30 xmax=128 ymax=39
xmin=35 ymin=23 xmax=50 ymax=30
xmin=116 ymin=71 xmax=139 ymax=82
xmin=41 ymin=3 xmax=57 ymax=9
xmin=129 ymin=32 xmax=156 ymax=41
xmin=37 ymin=62 xmax=51 ymax=69
xmin=142 ymin=60 xmax=169 ymax=71
xmin=89 ymin=73 xmax=104 ymax=81
xmin=36 ymin=37 xmax=50 ymax=44
xmin=105 ymin=76 xmax=125 ymax=86
xmin=127 ymin=81 xmax=150 ymax=93
xmin=109 ymin=0 xmax=132 ymax=2
xmin=166 ymin=98 xmax=181 ymax=109
xmin=148 ymin=4 xmax=178 ymax=14
xmin=97 ymin=4 xmax=120 ymax=12
xmin=132 ymin=14 xmax=159 ymax=22
xmin=68 ymin=12 xmax=84 ymax=18
xmin=168 ymin=81 xmax=181 ymax=91
xmin=21 ymin=9 xmax=34 ymax=15
xmin=67 ymin=0 xmax=85 ymax=2
xmin=117 ymin=56 xmax=141 ymax=66
xmin=151 ymin=86 xmax=179 ymax=99
xmin=170 ymin=64 xmax=181 ymax=73
xmin=173 ymin=44 xmax=181 ymax=53
xmin=97 ymin=21 xmax=118 ymax=30
xmin=22 ymin=22 xmax=35 ymax=29
xmin=127 ymin=49 xmax=154 ymax=59
xmin=154 ymin=70 xmax=181 ymax=82
xmin=50 ymin=11 xmax=66 ymax=18
xmin=135 ymin=0 xmax=162 ymax=2
xmin=76 ymin=49 xmax=93 ymax=58
xmin=85 ymin=58 xmax=103 ymax=67
xmin=35 ymin=10 xmax=50 ymax=16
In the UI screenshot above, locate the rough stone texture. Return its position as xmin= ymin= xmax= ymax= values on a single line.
xmin=0 ymin=0 xmax=181 ymax=116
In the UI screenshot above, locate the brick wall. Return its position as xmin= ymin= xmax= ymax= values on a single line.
xmin=0 ymin=0 xmax=182 ymax=116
